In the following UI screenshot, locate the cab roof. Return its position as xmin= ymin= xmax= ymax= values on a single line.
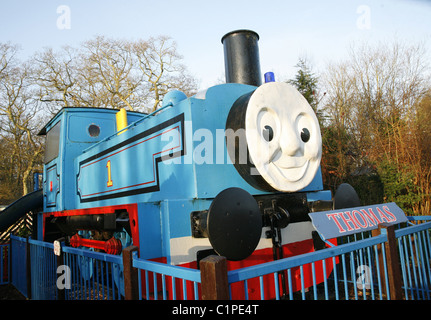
xmin=37 ymin=107 xmax=147 ymax=136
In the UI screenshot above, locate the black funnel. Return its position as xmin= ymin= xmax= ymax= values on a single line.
xmin=221 ymin=30 xmax=262 ymax=86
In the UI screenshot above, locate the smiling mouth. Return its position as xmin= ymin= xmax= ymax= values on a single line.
xmin=269 ymin=158 xmax=310 ymax=182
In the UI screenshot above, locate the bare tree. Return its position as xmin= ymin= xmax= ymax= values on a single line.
xmin=81 ymin=36 xmax=144 ymax=111
xmin=133 ymin=36 xmax=198 ymax=112
xmin=32 ymin=35 xmax=198 ymax=114
xmin=0 ymin=44 xmax=43 ymax=197
xmin=32 ymin=46 xmax=82 ymax=114
xmin=321 ymin=39 xmax=431 ymax=214
xmin=320 ymin=61 xmax=358 ymax=190
xmin=0 ymin=35 xmax=199 ymax=201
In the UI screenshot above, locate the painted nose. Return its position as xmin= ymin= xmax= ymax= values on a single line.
xmin=280 ymin=126 xmax=303 ymax=156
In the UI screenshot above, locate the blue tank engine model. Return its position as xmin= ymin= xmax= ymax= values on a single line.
xmin=35 ymin=30 xmax=358 ymax=299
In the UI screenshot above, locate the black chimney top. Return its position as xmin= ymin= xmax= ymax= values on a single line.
xmin=221 ymin=30 xmax=262 ymax=87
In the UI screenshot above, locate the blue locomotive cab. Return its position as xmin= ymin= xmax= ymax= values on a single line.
xmin=39 ymin=107 xmax=145 ymax=213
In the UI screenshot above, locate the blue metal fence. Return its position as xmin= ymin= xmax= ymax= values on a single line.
xmin=29 ymin=238 xmax=58 ymax=299
xmin=7 ymin=236 xmax=124 ymax=300
xmin=228 ymin=232 xmax=389 ymax=300
xmin=396 ymin=220 xmax=431 ymax=300
xmin=0 ymin=243 xmax=10 ymax=285
xmin=61 ymin=245 xmax=123 ymax=300
xmin=10 ymin=235 xmax=28 ymax=297
xmin=226 ymin=220 xmax=431 ymax=300
xmin=4 ymin=216 xmax=431 ymax=300
xmin=133 ymin=257 xmax=201 ymax=300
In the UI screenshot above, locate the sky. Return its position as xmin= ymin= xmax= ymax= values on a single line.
xmin=0 ymin=0 xmax=430 ymax=90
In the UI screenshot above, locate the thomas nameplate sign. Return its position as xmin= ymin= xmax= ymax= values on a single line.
xmin=309 ymin=202 xmax=408 ymax=240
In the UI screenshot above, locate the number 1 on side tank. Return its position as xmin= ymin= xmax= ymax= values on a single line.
xmin=107 ymin=160 xmax=113 ymax=187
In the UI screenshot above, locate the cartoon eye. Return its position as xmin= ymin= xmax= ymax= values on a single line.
xmin=301 ymin=128 xmax=310 ymax=142
xmin=263 ymin=125 xmax=274 ymax=142
xmin=258 ymin=108 xmax=278 ymax=143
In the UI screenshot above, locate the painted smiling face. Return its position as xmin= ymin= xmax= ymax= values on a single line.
xmin=245 ymin=82 xmax=322 ymax=192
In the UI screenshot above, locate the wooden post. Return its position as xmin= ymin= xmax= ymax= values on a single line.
xmin=200 ymin=255 xmax=229 ymax=300
xmin=373 ymin=223 xmax=403 ymax=300
xmin=123 ymin=245 xmax=139 ymax=300
xmin=384 ymin=224 xmax=403 ymax=300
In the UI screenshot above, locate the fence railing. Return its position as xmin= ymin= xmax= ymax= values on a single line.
xmin=0 ymin=243 xmax=9 ymax=285
xmin=396 ymin=221 xmax=431 ymax=300
xmin=225 ymin=221 xmax=431 ymax=300
xmin=29 ymin=238 xmax=58 ymax=299
xmin=10 ymin=235 xmax=28 ymax=297
xmin=133 ymin=256 xmax=201 ymax=300
xmin=227 ymin=233 xmax=390 ymax=300
xmin=6 ymin=236 xmax=125 ymax=300
xmin=61 ymin=245 xmax=124 ymax=300
xmin=2 ymin=217 xmax=431 ymax=300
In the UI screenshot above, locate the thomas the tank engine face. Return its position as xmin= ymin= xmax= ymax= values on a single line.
xmin=246 ymin=82 xmax=322 ymax=192
xmin=226 ymin=82 xmax=322 ymax=193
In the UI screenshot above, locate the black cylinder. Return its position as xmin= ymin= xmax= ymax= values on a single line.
xmin=221 ymin=30 xmax=262 ymax=86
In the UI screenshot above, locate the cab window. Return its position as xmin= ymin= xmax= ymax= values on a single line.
xmin=44 ymin=121 xmax=61 ymax=163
